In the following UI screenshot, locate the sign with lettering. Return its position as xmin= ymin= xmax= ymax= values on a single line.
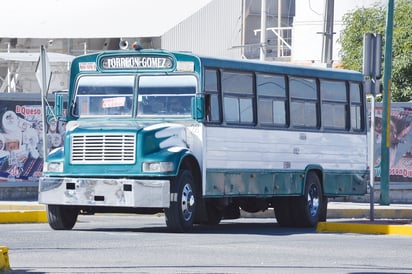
xmin=79 ymin=62 xmax=97 ymax=71
xmin=102 ymin=97 xmax=126 ymax=108
xmin=101 ymin=55 xmax=173 ymax=70
xmin=0 ymin=102 xmax=64 ymax=183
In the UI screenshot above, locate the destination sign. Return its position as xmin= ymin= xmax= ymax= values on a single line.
xmin=101 ymin=56 xmax=173 ymax=70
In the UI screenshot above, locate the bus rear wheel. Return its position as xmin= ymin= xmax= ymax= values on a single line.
xmin=294 ymin=172 xmax=324 ymax=227
xmin=165 ymin=169 xmax=197 ymax=232
xmin=47 ymin=205 xmax=79 ymax=230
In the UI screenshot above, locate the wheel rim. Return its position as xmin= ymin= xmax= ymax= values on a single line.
xmin=181 ymin=183 xmax=195 ymax=221
xmin=307 ymin=183 xmax=320 ymax=217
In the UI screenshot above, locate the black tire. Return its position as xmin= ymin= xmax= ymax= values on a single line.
xmin=165 ymin=169 xmax=197 ymax=232
xmin=202 ymin=201 xmax=222 ymax=225
xmin=294 ymin=172 xmax=324 ymax=227
xmin=319 ymin=196 xmax=328 ymax=222
xmin=47 ymin=205 xmax=79 ymax=230
xmin=222 ymin=203 xmax=241 ymax=220
xmin=274 ymin=197 xmax=294 ymax=227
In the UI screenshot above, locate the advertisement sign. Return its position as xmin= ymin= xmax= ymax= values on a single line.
xmin=0 ymin=96 xmax=65 ymax=183
xmin=373 ymin=103 xmax=412 ymax=183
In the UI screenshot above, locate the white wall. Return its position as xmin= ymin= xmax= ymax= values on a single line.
xmin=292 ymin=0 xmax=385 ymax=65
xmin=162 ymin=0 xmax=242 ymax=59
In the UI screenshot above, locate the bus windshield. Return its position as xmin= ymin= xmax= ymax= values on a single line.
xmin=73 ymin=75 xmax=134 ymax=117
xmin=137 ymin=75 xmax=197 ymax=116
xmin=73 ymin=74 xmax=197 ymax=118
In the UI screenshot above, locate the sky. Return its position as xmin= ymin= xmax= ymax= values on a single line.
xmin=0 ymin=0 xmax=213 ymax=38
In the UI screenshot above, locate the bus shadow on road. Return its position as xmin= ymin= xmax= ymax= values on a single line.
xmin=193 ymin=220 xmax=317 ymax=236
xmin=76 ymin=217 xmax=317 ymax=236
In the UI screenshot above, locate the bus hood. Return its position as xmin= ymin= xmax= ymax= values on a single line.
xmin=65 ymin=119 xmax=148 ymax=133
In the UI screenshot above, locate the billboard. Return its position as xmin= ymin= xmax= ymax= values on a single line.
xmin=373 ymin=103 xmax=412 ymax=183
xmin=0 ymin=94 xmax=65 ymax=183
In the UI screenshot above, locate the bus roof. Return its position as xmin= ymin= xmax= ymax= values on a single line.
xmin=72 ymin=49 xmax=364 ymax=82
xmin=198 ymin=55 xmax=364 ymax=82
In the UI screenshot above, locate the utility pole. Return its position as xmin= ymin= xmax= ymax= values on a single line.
xmin=380 ymin=0 xmax=394 ymax=205
xmin=277 ymin=0 xmax=282 ymax=58
xmin=321 ymin=0 xmax=334 ymax=67
xmin=260 ymin=0 xmax=267 ymax=61
xmin=6 ymin=42 xmax=11 ymax=93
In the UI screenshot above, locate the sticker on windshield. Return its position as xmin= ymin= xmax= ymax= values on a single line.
xmin=102 ymin=97 xmax=126 ymax=108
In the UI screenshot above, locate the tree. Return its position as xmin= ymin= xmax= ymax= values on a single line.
xmin=339 ymin=0 xmax=412 ymax=102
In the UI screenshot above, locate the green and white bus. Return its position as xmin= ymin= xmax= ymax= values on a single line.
xmin=39 ymin=43 xmax=368 ymax=232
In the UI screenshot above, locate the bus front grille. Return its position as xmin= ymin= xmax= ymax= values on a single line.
xmin=70 ymin=134 xmax=136 ymax=164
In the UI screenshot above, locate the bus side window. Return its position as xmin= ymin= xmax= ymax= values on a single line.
xmin=256 ymin=73 xmax=287 ymax=127
xmin=321 ymin=80 xmax=348 ymax=130
xmin=221 ymin=71 xmax=254 ymax=125
xmin=205 ymin=68 xmax=221 ymax=123
xmin=289 ymin=77 xmax=319 ymax=128
xmin=350 ymin=83 xmax=364 ymax=131
xmin=205 ymin=93 xmax=220 ymax=123
xmin=205 ymin=94 xmax=212 ymax=121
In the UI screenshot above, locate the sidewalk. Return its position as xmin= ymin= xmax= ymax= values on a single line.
xmin=0 ymin=201 xmax=411 ymax=235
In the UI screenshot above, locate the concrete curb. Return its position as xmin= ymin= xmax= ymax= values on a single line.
xmin=327 ymin=208 xmax=412 ymax=219
xmin=0 ymin=203 xmax=47 ymax=224
xmin=0 ymin=204 xmax=45 ymax=211
xmin=317 ymin=221 xmax=412 ymax=236
xmin=0 ymin=211 xmax=47 ymax=224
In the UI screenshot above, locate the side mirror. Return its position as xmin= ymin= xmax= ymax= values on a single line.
xmin=191 ymin=96 xmax=204 ymax=120
xmin=54 ymin=91 xmax=65 ymax=118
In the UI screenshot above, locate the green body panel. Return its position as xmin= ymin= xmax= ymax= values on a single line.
xmin=323 ymin=171 xmax=367 ymax=196
xmin=205 ymin=169 xmax=367 ymax=198
xmin=205 ymin=170 xmax=304 ymax=197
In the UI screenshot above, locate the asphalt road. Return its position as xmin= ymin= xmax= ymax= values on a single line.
xmin=2 ymin=214 xmax=412 ymax=273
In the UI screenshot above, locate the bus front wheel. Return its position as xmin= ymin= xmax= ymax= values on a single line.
xmin=165 ymin=169 xmax=197 ymax=232
xmin=47 ymin=205 xmax=78 ymax=230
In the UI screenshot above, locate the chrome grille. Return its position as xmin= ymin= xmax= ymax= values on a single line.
xmin=71 ymin=134 xmax=136 ymax=164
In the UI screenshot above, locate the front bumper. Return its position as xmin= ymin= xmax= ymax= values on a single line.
xmin=39 ymin=177 xmax=170 ymax=208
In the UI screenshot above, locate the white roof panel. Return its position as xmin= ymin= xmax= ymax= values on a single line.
xmin=0 ymin=0 xmax=212 ymax=38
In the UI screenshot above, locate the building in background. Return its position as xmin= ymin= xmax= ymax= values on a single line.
xmin=0 ymin=0 xmax=385 ymax=94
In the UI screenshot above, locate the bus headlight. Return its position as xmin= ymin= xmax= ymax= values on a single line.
xmin=142 ymin=162 xmax=174 ymax=173
xmin=44 ymin=162 xmax=63 ymax=173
